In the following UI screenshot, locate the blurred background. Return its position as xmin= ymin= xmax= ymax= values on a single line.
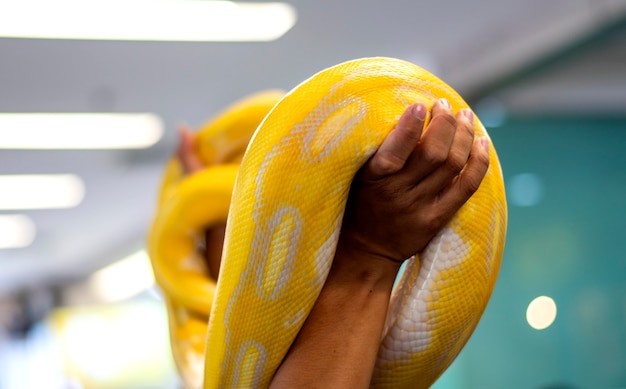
xmin=0 ymin=0 xmax=625 ymax=388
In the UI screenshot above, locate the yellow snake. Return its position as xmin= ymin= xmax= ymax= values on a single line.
xmin=148 ymin=57 xmax=507 ymax=388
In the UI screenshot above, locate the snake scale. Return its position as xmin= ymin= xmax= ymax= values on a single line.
xmin=148 ymin=57 xmax=507 ymax=388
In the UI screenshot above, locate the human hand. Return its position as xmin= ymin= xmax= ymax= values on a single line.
xmin=338 ymin=98 xmax=490 ymax=264
xmin=176 ymin=125 xmax=204 ymax=174
xmin=174 ymin=125 xmax=225 ymax=277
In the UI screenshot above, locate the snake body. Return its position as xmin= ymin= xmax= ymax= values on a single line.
xmin=149 ymin=90 xmax=285 ymax=388
xmin=149 ymin=57 xmax=507 ymax=388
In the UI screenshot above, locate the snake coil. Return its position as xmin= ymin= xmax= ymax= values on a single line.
xmin=149 ymin=57 xmax=507 ymax=388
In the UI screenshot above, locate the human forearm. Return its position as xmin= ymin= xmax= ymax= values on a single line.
xmin=270 ymin=244 xmax=400 ymax=389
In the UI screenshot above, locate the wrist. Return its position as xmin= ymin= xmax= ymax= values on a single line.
xmin=332 ymin=241 xmax=402 ymax=288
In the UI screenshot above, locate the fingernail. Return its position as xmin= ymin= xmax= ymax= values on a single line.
xmin=438 ymin=98 xmax=451 ymax=109
xmin=412 ymin=103 xmax=426 ymax=120
xmin=461 ymin=108 xmax=474 ymax=125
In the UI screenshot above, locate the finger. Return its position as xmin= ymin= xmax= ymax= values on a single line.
xmin=436 ymin=136 xmax=490 ymax=217
xmin=404 ymin=98 xmax=457 ymax=182
xmin=415 ymin=108 xmax=475 ymax=196
xmin=176 ymin=125 xmax=204 ymax=174
xmin=361 ymin=102 xmax=426 ymax=180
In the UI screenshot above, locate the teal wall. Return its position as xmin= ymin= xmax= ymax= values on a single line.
xmin=433 ymin=116 xmax=626 ymax=389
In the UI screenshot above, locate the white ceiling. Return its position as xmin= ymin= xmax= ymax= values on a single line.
xmin=1 ymin=0 xmax=625 ymax=294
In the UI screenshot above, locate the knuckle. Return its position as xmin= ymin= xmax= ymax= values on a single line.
xmin=377 ymin=186 xmax=407 ymax=208
xmin=446 ymin=150 xmax=467 ymax=172
xmin=463 ymin=123 xmax=476 ymax=139
xmin=374 ymin=152 xmax=404 ymax=175
xmin=423 ymin=209 xmax=447 ymax=233
xmin=460 ymin=171 xmax=484 ymax=195
xmin=471 ymin=147 xmax=491 ymax=173
xmin=459 ymin=119 xmax=475 ymax=138
xmin=478 ymin=147 xmax=491 ymax=166
xmin=431 ymin=112 xmax=456 ymax=129
xmin=420 ymin=145 xmax=448 ymax=166
xmin=396 ymin=121 xmax=421 ymax=144
xmin=458 ymin=151 xmax=490 ymax=196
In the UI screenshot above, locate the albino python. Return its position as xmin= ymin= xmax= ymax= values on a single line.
xmin=148 ymin=57 xmax=507 ymax=388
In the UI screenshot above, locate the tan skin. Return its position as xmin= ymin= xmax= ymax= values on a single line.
xmin=176 ymin=128 xmax=225 ymax=279
xmin=177 ymin=98 xmax=490 ymax=388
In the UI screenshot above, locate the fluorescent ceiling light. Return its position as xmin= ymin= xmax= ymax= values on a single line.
xmin=0 ymin=113 xmax=163 ymax=149
xmin=0 ymin=174 xmax=85 ymax=210
xmin=0 ymin=0 xmax=296 ymax=42
xmin=0 ymin=214 xmax=36 ymax=249
xmin=88 ymin=250 xmax=155 ymax=302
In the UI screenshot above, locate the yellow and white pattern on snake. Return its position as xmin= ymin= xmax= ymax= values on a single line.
xmin=202 ymin=57 xmax=507 ymax=388
xmin=148 ymin=90 xmax=286 ymax=389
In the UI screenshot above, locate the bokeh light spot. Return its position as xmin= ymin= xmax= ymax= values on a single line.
xmin=509 ymin=172 xmax=543 ymax=207
xmin=527 ymin=295 xmax=557 ymax=330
